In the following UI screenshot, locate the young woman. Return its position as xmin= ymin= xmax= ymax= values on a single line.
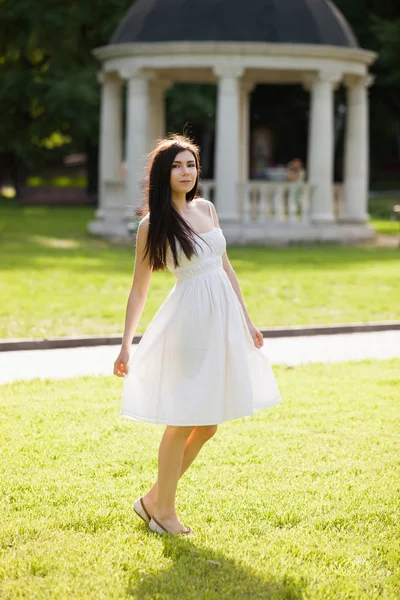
xmin=114 ymin=135 xmax=282 ymax=536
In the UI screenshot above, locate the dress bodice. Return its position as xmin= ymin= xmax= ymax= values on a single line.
xmin=166 ymin=227 xmax=226 ymax=281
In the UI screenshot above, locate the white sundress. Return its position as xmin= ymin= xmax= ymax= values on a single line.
xmin=121 ymin=206 xmax=282 ymax=426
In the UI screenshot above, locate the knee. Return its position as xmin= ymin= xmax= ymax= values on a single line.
xmin=195 ymin=425 xmax=218 ymax=443
xmin=165 ymin=425 xmax=194 ymax=440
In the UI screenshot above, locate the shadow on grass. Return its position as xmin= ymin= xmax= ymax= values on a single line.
xmin=2 ymin=238 xmax=400 ymax=277
xmin=127 ymin=534 xmax=305 ymax=600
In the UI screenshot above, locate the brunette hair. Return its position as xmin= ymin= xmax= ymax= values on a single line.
xmin=137 ymin=134 xmax=205 ymax=271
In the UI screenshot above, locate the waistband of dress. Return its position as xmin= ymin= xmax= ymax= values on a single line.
xmin=174 ymin=257 xmax=223 ymax=280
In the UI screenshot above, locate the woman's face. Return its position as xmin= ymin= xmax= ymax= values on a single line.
xmin=170 ymin=150 xmax=197 ymax=195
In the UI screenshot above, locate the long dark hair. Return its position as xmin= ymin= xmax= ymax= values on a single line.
xmin=137 ymin=134 xmax=206 ymax=271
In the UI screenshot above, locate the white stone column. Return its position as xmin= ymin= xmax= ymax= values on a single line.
xmin=149 ymin=79 xmax=171 ymax=149
xmin=307 ymin=72 xmax=340 ymax=223
xmin=214 ymin=66 xmax=244 ymax=221
xmin=239 ymin=81 xmax=255 ymax=183
xmin=125 ymin=71 xmax=152 ymax=216
xmin=88 ymin=71 xmax=124 ymax=235
xmin=98 ymin=72 xmax=122 ymax=192
xmin=238 ymin=80 xmax=255 ymax=221
xmin=343 ymin=75 xmax=372 ymax=223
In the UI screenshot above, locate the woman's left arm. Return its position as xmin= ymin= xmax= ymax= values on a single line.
xmin=222 ymin=254 xmax=251 ymax=325
xmin=208 ymin=199 xmax=264 ymax=349
xmin=222 ymin=255 xmax=264 ymax=349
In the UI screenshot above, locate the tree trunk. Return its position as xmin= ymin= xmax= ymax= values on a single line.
xmin=0 ymin=152 xmax=27 ymax=197
xmin=85 ymin=139 xmax=99 ymax=204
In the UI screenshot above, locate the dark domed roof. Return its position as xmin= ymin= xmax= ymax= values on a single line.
xmin=111 ymin=0 xmax=358 ymax=48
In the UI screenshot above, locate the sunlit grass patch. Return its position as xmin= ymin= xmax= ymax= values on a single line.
xmin=0 ymin=360 xmax=399 ymax=599
xmin=1 ymin=204 xmax=399 ymax=339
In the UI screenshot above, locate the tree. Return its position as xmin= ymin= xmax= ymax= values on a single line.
xmin=0 ymin=0 xmax=133 ymax=194
xmin=334 ymin=0 xmax=400 ymax=168
xmin=2 ymin=0 xmax=400 ymax=193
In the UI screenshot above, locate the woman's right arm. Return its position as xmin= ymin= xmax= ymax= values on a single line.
xmin=114 ymin=217 xmax=152 ymax=377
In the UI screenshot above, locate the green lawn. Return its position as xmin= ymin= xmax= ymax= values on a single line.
xmin=0 ymin=360 xmax=399 ymax=599
xmin=370 ymin=219 xmax=399 ymax=236
xmin=1 ymin=204 xmax=399 ymax=340
xmin=369 ymin=195 xmax=400 ymax=236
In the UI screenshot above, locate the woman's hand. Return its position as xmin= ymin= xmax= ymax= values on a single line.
xmin=113 ymin=348 xmax=130 ymax=377
xmin=247 ymin=323 xmax=264 ymax=349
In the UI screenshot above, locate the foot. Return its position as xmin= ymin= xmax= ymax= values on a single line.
xmin=150 ymin=514 xmax=194 ymax=536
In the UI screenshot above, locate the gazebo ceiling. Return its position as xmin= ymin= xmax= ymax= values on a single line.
xmin=111 ymin=0 xmax=358 ymax=49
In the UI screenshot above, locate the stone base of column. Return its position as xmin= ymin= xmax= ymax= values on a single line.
xmin=88 ymin=215 xmax=133 ymax=238
xmin=337 ymin=214 xmax=370 ymax=225
xmin=311 ymin=212 xmax=335 ymax=224
xmin=87 ymin=219 xmax=375 ymax=246
xmin=87 ymin=179 xmax=134 ymax=238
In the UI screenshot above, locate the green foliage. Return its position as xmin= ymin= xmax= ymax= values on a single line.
xmin=373 ymin=18 xmax=400 ymax=86
xmin=334 ymin=1 xmax=400 ymax=110
xmin=369 ymin=195 xmax=399 ymax=219
xmin=0 ymin=0 xmax=133 ymax=171
xmin=1 ymin=0 xmax=400 ymax=182
xmin=166 ymin=84 xmax=217 ymax=131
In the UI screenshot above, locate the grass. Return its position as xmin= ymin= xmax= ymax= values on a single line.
xmin=368 ymin=195 xmax=400 ymax=236
xmin=0 ymin=359 xmax=399 ymax=599
xmin=368 ymin=195 xmax=399 ymax=220
xmin=370 ymin=219 xmax=399 ymax=236
xmin=1 ymin=204 xmax=400 ymax=340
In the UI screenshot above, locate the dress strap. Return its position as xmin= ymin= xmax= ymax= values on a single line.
xmin=208 ymin=201 xmax=214 ymax=223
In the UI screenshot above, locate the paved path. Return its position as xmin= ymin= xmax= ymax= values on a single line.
xmin=1 ymin=330 xmax=399 ymax=385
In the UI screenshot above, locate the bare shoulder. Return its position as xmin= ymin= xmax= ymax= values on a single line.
xmin=134 ymin=214 xmax=152 ymax=270
xmin=137 ymin=213 xmax=150 ymax=234
xmin=135 ymin=214 xmax=150 ymax=250
xmin=196 ymin=197 xmax=219 ymax=226
xmin=139 ymin=212 xmax=150 ymax=226
xmin=197 ymin=197 xmax=217 ymax=217
xmin=196 ymin=197 xmax=212 ymax=211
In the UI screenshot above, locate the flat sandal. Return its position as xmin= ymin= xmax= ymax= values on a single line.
xmin=149 ymin=516 xmax=194 ymax=536
xmin=133 ymin=497 xmax=152 ymax=524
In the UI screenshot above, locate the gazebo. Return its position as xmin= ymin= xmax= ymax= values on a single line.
xmin=89 ymin=0 xmax=377 ymax=244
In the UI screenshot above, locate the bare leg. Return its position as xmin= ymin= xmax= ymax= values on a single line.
xmin=143 ymin=425 xmax=218 ymax=528
xmin=151 ymin=425 xmax=194 ymax=534
xmin=180 ymin=424 xmax=218 ymax=476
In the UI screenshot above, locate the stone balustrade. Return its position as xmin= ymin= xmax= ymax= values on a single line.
xmin=199 ymin=180 xmax=347 ymax=225
xmin=241 ymin=181 xmax=313 ymax=223
xmin=198 ymin=179 xmax=216 ymax=204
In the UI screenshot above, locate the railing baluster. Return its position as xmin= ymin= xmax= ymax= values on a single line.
xmin=273 ymin=186 xmax=285 ymax=222
xmin=244 ymin=183 xmax=251 ymax=223
xmin=199 ymin=180 xmax=215 ymax=205
xmin=200 ymin=180 xmax=319 ymax=225
xmin=266 ymin=185 xmax=273 ymax=221
xmin=287 ymin=184 xmax=298 ymax=222
xmin=300 ymin=185 xmax=308 ymax=223
xmin=251 ymin=185 xmax=261 ymax=221
xmin=259 ymin=185 xmax=268 ymax=222
xmin=333 ymin=184 xmax=345 ymax=219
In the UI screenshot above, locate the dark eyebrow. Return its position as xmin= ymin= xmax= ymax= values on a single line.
xmin=172 ymin=160 xmax=195 ymax=164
